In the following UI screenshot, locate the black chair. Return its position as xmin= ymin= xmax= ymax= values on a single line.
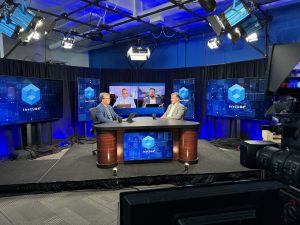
xmin=89 ymin=107 xmax=99 ymax=156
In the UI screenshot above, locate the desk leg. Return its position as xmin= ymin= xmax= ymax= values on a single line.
xmin=178 ymin=128 xmax=198 ymax=164
xmin=96 ymin=131 xmax=118 ymax=168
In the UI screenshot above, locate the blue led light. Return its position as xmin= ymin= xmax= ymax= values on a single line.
xmin=10 ymin=4 xmax=36 ymax=30
xmin=224 ymin=0 xmax=250 ymax=27
xmin=0 ymin=17 xmax=20 ymax=38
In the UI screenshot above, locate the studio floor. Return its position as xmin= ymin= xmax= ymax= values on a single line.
xmin=0 ymin=140 xmax=251 ymax=186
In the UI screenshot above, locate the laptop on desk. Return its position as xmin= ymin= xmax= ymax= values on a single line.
xmin=146 ymin=104 xmax=159 ymax=108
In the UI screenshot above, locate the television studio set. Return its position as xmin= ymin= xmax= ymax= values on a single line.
xmin=0 ymin=0 xmax=300 ymax=224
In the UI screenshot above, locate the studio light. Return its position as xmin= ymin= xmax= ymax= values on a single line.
xmin=227 ymin=27 xmax=241 ymax=43
xmin=61 ymin=35 xmax=75 ymax=49
xmin=224 ymin=0 xmax=250 ymax=28
xmin=0 ymin=16 xmax=21 ymax=39
xmin=10 ymin=4 xmax=44 ymax=32
xmin=184 ymin=162 xmax=189 ymax=171
xmin=207 ymin=37 xmax=221 ymax=49
xmin=207 ymin=15 xmax=227 ymax=36
xmin=127 ymin=46 xmax=151 ymax=61
xmin=245 ymin=32 xmax=258 ymax=42
xmin=198 ymin=0 xmax=217 ymax=13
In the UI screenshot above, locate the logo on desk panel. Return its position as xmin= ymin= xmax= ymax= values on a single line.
xmin=179 ymin=87 xmax=189 ymax=99
xmin=228 ymin=84 xmax=245 ymax=103
xmin=22 ymin=84 xmax=40 ymax=105
xmin=84 ymin=87 xmax=95 ymax=99
xmin=142 ymin=136 xmax=155 ymax=149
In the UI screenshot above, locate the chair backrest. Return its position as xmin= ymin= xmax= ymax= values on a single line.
xmin=182 ymin=107 xmax=187 ymax=120
xmin=89 ymin=107 xmax=98 ymax=123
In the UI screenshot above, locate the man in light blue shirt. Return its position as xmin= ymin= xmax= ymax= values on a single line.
xmin=113 ymin=88 xmax=136 ymax=108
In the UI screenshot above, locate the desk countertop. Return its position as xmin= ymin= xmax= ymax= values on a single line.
xmin=93 ymin=117 xmax=200 ymax=131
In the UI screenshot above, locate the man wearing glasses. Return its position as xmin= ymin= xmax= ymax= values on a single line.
xmin=96 ymin=92 xmax=120 ymax=123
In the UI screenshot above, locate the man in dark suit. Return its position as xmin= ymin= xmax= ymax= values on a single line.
xmin=161 ymin=92 xmax=186 ymax=120
xmin=142 ymin=88 xmax=162 ymax=107
xmin=96 ymin=92 xmax=120 ymax=123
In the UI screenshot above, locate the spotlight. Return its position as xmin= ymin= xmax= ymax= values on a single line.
xmin=10 ymin=4 xmax=44 ymax=32
xmin=0 ymin=16 xmax=21 ymax=39
xmin=184 ymin=162 xmax=189 ymax=171
xmin=224 ymin=0 xmax=250 ymax=28
xmin=227 ymin=27 xmax=241 ymax=43
xmin=245 ymin=32 xmax=258 ymax=42
xmin=207 ymin=37 xmax=221 ymax=49
xmin=113 ymin=167 xmax=118 ymax=177
xmin=198 ymin=0 xmax=217 ymax=13
xmin=207 ymin=15 xmax=226 ymax=36
xmin=127 ymin=46 xmax=151 ymax=61
xmin=61 ymin=35 xmax=75 ymax=49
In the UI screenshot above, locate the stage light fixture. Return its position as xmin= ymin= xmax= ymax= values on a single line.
xmin=245 ymin=32 xmax=258 ymax=42
xmin=207 ymin=14 xmax=227 ymax=36
xmin=0 ymin=16 xmax=21 ymax=39
xmin=198 ymin=0 xmax=217 ymax=13
xmin=127 ymin=46 xmax=151 ymax=61
xmin=227 ymin=27 xmax=241 ymax=43
xmin=61 ymin=35 xmax=75 ymax=49
xmin=10 ymin=3 xmax=44 ymax=32
xmin=224 ymin=0 xmax=251 ymax=28
xmin=207 ymin=37 xmax=221 ymax=49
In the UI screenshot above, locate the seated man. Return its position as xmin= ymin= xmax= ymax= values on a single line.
xmin=96 ymin=92 xmax=120 ymax=123
xmin=113 ymin=88 xmax=136 ymax=108
xmin=142 ymin=88 xmax=162 ymax=107
xmin=161 ymin=92 xmax=185 ymax=120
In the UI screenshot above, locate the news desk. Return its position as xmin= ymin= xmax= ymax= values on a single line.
xmin=93 ymin=117 xmax=200 ymax=168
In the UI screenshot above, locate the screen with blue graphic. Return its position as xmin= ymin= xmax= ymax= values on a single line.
xmin=123 ymin=131 xmax=173 ymax=161
xmin=0 ymin=75 xmax=63 ymax=126
xmin=77 ymin=78 xmax=100 ymax=121
xmin=206 ymin=78 xmax=273 ymax=119
xmin=109 ymin=83 xmax=165 ymax=116
xmin=173 ymin=79 xmax=195 ymax=120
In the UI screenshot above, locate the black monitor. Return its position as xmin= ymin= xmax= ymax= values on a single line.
xmin=265 ymin=44 xmax=300 ymax=96
xmin=119 ymin=180 xmax=285 ymax=225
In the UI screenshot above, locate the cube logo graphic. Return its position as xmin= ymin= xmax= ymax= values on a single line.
xmin=142 ymin=136 xmax=155 ymax=149
xmin=297 ymin=82 xmax=300 ymax=88
xmin=22 ymin=84 xmax=40 ymax=105
xmin=84 ymin=87 xmax=95 ymax=99
xmin=179 ymin=87 xmax=189 ymax=99
xmin=228 ymin=84 xmax=245 ymax=103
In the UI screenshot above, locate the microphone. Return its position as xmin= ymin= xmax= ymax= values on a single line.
xmin=117 ymin=117 xmax=123 ymax=123
xmin=152 ymin=114 xmax=157 ymax=120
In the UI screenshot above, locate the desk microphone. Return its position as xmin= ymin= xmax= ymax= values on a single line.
xmin=152 ymin=114 xmax=157 ymax=120
xmin=117 ymin=117 xmax=123 ymax=123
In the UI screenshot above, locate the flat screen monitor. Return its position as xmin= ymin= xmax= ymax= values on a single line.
xmin=109 ymin=83 xmax=165 ymax=116
xmin=173 ymin=79 xmax=195 ymax=120
xmin=120 ymin=180 xmax=285 ymax=225
xmin=123 ymin=130 xmax=173 ymax=161
xmin=0 ymin=75 xmax=63 ymax=126
xmin=77 ymin=77 xmax=100 ymax=121
xmin=206 ymin=78 xmax=273 ymax=119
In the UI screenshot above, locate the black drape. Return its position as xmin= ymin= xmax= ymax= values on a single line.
xmin=0 ymin=58 xmax=267 ymax=155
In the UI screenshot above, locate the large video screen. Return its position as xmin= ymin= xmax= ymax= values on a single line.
xmin=0 ymin=75 xmax=63 ymax=126
xmin=109 ymin=83 xmax=165 ymax=116
xmin=77 ymin=78 xmax=100 ymax=121
xmin=206 ymin=78 xmax=273 ymax=119
xmin=173 ymin=79 xmax=195 ymax=120
xmin=123 ymin=131 xmax=173 ymax=161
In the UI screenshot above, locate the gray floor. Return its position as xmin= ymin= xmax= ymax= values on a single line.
xmin=0 ymin=140 xmax=249 ymax=185
xmin=0 ymin=184 xmax=175 ymax=225
xmin=0 ymin=140 xmax=251 ymax=225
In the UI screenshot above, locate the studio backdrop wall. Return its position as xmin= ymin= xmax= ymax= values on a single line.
xmin=0 ymin=58 xmax=268 ymax=156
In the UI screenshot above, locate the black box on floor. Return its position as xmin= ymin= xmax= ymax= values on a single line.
xmin=240 ymin=140 xmax=278 ymax=169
